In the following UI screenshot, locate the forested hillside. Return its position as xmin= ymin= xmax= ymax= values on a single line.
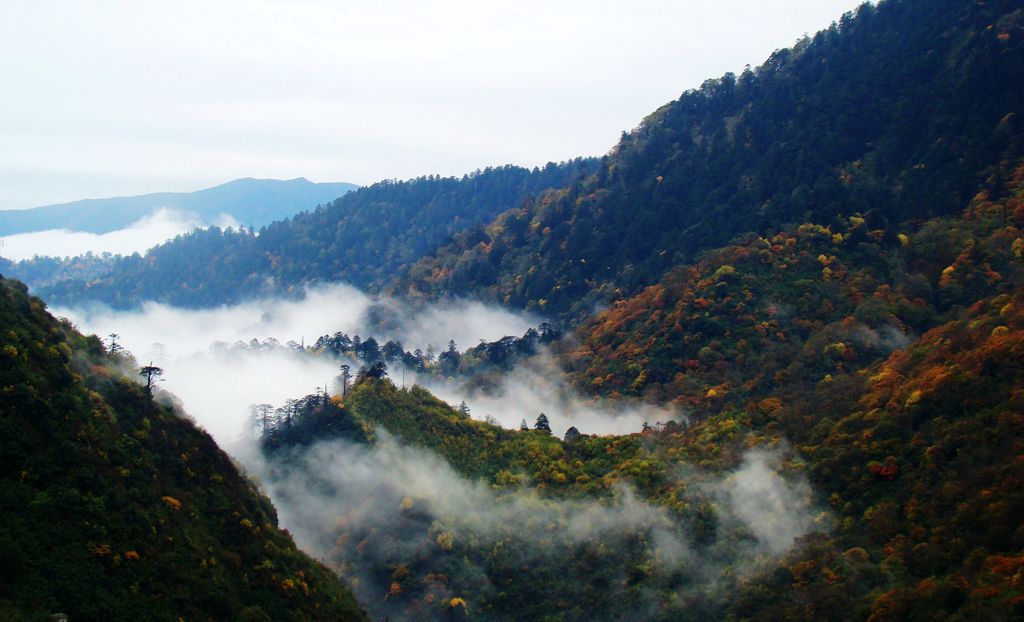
xmin=10 ymin=1 xmax=1024 ymax=322
xmin=4 ymin=0 xmax=1024 ymax=619
xmin=10 ymin=161 xmax=596 ymax=308
xmin=0 ymin=276 xmax=366 ymax=621
xmin=250 ymin=167 xmax=1024 ymax=620
xmin=398 ymin=0 xmax=1024 ymax=320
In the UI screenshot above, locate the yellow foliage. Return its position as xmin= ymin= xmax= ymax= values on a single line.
xmin=905 ymin=390 xmax=922 ymax=407
xmin=898 ymin=233 xmax=910 ymax=246
xmin=449 ymin=597 xmax=467 ymax=609
xmin=399 ymin=496 xmax=414 ymax=511
xmin=161 ymin=496 xmax=181 ymax=511
xmin=436 ymin=531 xmax=454 ymax=551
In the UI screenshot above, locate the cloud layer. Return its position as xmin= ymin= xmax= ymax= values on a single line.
xmin=246 ymin=434 xmax=822 ymax=620
xmin=56 ymin=284 xmax=538 ymax=443
xmin=0 ymin=208 xmax=238 ymax=260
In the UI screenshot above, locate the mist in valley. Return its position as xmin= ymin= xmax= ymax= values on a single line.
xmin=246 ymin=434 xmax=823 ymax=620
xmin=57 ymin=284 xmax=827 ymax=619
xmin=0 ymin=208 xmax=240 ymax=261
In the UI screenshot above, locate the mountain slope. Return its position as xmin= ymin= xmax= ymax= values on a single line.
xmin=397 ymin=0 xmax=1024 ymax=320
xmin=15 ymin=161 xmax=596 ymax=308
xmin=562 ymin=164 xmax=1024 ymax=619
xmin=568 ymin=162 xmax=1024 ymax=410
xmin=252 ymin=167 xmax=1024 ymax=621
xmin=0 ymin=177 xmax=358 ymax=236
xmin=0 ymin=276 xmax=366 ymax=621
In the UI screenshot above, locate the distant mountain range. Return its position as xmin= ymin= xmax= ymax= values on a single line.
xmin=0 ymin=177 xmax=358 ymax=236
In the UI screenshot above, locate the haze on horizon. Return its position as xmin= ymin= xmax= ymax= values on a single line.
xmin=2 ymin=0 xmax=863 ymax=211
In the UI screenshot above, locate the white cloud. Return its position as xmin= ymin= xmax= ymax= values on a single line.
xmin=55 ymin=284 xmax=539 ymax=444
xmin=417 ymin=352 xmax=684 ymax=437
xmin=0 ymin=208 xmax=238 ymax=260
xmin=243 ymin=433 xmax=823 ymax=618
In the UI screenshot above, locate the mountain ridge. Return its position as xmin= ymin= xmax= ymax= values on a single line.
xmin=0 ymin=177 xmax=359 ymax=236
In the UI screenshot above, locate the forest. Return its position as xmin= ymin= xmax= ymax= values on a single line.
xmin=2 ymin=0 xmax=1024 ymax=620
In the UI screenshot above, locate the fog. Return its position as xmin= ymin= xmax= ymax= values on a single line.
xmin=56 ymin=284 xmax=542 ymax=444
xmin=418 ymin=352 xmax=685 ymax=437
xmin=0 ymin=208 xmax=239 ymax=261
xmin=56 ymin=282 xmax=826 ymax=617
xmin=244 ymin=433 xmax=823 ymax=620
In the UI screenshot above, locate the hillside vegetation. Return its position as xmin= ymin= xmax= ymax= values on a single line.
xmin=0 ymin=276 xmax=366 ymax=621
xmin=397 ymin=0 xmax=1024 ymax=319
xmin=257 ymin=169 xmax=1024 ymax=620
xmin=11 ymin=161 xmax=596 ymax=308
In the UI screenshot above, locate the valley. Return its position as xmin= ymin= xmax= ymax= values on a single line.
xmin=2 ymin=0 xmax=1023 ymax=620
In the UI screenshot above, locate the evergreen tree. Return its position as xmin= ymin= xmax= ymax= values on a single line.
xmin=534 ymin=413 xmax=551 ymax=434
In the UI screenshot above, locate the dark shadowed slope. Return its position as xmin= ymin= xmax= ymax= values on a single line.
xmin=0 ymin=275 xmax=366 ymax=622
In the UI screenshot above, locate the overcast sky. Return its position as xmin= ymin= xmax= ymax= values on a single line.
xmin=1 ymin=0 xmax=863 ymax=211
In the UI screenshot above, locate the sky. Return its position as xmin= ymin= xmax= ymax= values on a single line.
xmin=1 ymin=0 xmax=863 ymax=211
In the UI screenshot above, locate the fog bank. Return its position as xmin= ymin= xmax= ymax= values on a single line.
xmin=0 ymin=208 xmax=238 ymax=260
xmin=245 ymin=434 xmax=824 ymax=620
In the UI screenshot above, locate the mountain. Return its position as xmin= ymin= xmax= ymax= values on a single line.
xmin=0 ymin=177 xmax=358 ymax=236
xmin=249 ymin=166 xmax=1024 ymax=621
xmin=17 ymin=0 xmax=1022 ymax=321
xmin=396 ymin=0 xmax=1024 ymax=320
xmin=0 ymin=275 xmax=366 ymax=621
xmin=4 ymin=0 xmax=1024 ymax=619
xmin=10 ymin=161 xmax=596 ymax=308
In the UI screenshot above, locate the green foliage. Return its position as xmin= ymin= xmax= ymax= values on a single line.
xmin=0 ymin=276 xmax=365 ymax=621
xmin=13 ymin=161 xmax=597 ymax=308
xmin=397 ymin=0 xmax=1024 ymax=320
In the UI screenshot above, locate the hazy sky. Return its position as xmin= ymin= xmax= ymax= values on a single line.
xmin=2 ymin=0 xmax=863 ymax=210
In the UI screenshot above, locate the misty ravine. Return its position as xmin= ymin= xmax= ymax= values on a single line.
xmin=60 ymin=282 xmax=828 ymax=621
xmin=246 ymin=435 xmax=822 ymax=621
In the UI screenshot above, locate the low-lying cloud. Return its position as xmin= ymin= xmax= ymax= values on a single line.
xmin=55 ymin=284 xmax=539 ymax=444
xmin=244 ymin=434 xmax=823 ymax=621
xmin=0 ymin=207 xmax=237 ymax=260
xmin=416 ymin=351 xmax=685 ymax=437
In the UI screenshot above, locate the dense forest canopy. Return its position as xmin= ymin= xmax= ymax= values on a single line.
xmin=2 ymin=0 xmax=1024 ymax=620
xmin=396 ymin=0 xmax=1024 ymax=320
